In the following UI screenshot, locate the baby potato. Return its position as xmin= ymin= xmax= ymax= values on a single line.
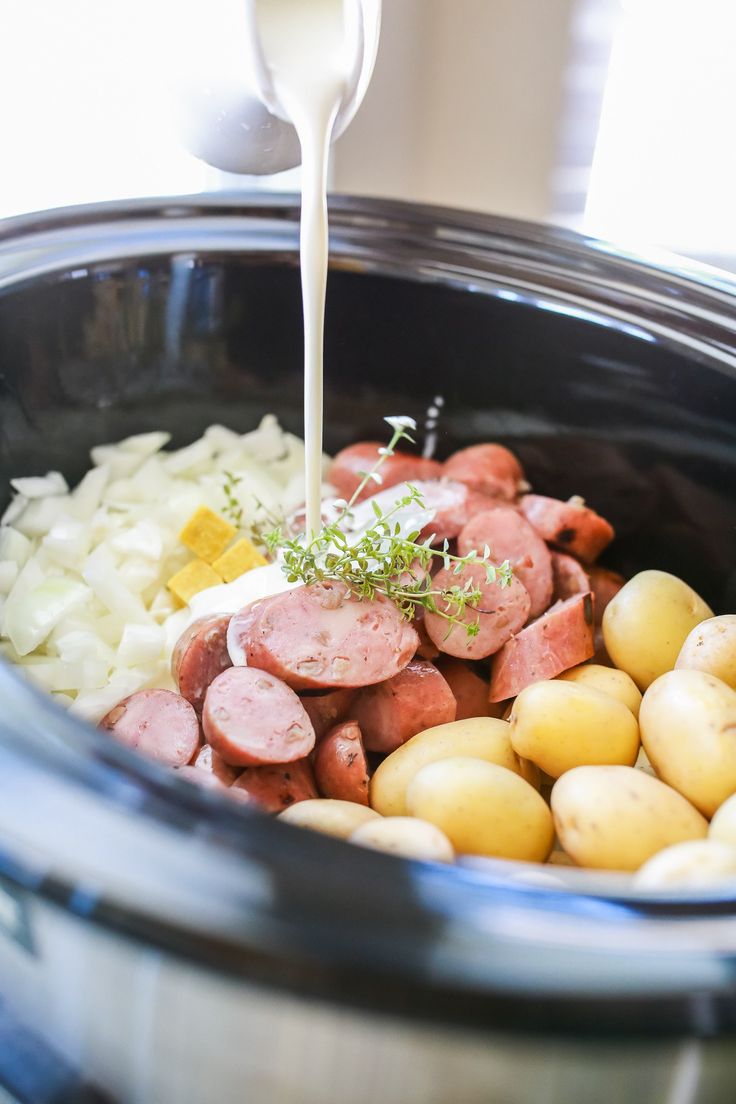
xmin=279 ymin=799 xmax=381 ymax=839
xmin=639 ymin=669 xmax=736 ymax=817
xmin=557 ymin=663 xmax=642 ymax=718
xmin=349 ymin=816 xmax=455 ymax=863
xmin=635 ymin=839 xmax=736 ymax=889
xmin=551 ymin=766 xmax=707 ymax=871
xmin=675 ymin=615 xmax=736 ymax=690
xmin=370 ymin=717 xmax=518 ymax=817
xmin=710 ymin=793 xmax=736 ymax=846
xmin=602 ymin=570 xmax=713 ymax=690
xmin=406 ymin=756 xmax=554 ymax=862
xmin=509 ymin=680 xmax=639 ymax=779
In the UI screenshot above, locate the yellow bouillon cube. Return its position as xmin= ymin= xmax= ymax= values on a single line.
xmin=167 ymin=559 xmax=222 ymax=605
xmin=178 ymin=507 xmax=236 ymax=564
xmin=212 ymin=537 xmax=268 ymax=583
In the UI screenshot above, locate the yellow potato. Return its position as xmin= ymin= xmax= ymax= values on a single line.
xmin=639 ymin=669 xmax=736 ymax=817
xmin=509 ymin=680 xmax=639 ymax=779
xmin=370 ymin=717 xmax=518 ymax=817
xmin=634 ymin=840 xmax=736 ymax=889
xmin=406 ymin=757 xmax=554 ymax=862
xmin=675 ymin=615 xmax=736 ymax=690
xmin=558 ymin=663 xmax=642 ymax=718
xmin=279 ymin=799 xmax=381 ymax=839
xmin=602 ymin=570 xmax=713 ymax=690
xmin=551 ymin=766 xmax=707 ymax=871
xmin=709 ymin=793 xmax=736 ymax=846
xmin=349 ymin=817 xmax=455 ymax=863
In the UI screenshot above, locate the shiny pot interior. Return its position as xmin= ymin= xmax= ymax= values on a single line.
xmin=0 ymin=195 xmax=735 ymax=1041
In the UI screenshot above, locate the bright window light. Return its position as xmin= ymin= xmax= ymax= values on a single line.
xmin=584 ymin=0 xmax=736 ymax=265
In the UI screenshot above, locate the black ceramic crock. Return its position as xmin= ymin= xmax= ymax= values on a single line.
xmin=0 ymin=195 xmax=735 ymax=1104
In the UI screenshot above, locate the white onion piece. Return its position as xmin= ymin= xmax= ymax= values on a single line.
xmin=82 ymin=545 xmax=148 ymax=623
xmin=71 ymin=464 xmax=110 ymax=519
xmin=70 ymin=669 xmax=150 ymax=723
xmin=117 ymin=623 xmax=165 ymax=666
xmin=4 ymin=576 xmax=91 ymax=656
xmin=10 ymin=472 xmax=68 ymax=498
xmin=0 ymin=561 xmax=19 ymax=594
xmin=1 ymin=495 xmax=28 ymax=527
xmin=108 ymin=520 xmax=164 ymax=561
xmin=0 ymin=526 xmax=32 ymax=567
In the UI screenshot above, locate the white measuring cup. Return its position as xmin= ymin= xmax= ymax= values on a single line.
xmin=175 ymin=0 xmax=381 ymax=175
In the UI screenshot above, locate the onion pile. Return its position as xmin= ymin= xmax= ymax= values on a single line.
xmin=0 ymin=417 xmax=325 ymax=722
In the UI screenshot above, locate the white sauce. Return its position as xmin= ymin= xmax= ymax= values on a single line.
xmin=256 ymin=0 xmax=351 ymax=537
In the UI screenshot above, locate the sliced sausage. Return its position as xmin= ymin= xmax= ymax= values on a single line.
xmin=352 ymin=658 xmax=457 ymax=754
xmin=489 ymin=592 xmax=595 ymax=701
xmin=435 ymin=656 xmax=500 ymax=720
xmin=589 ymin=565 xmax=625 ymax=624
xmin=519 ymin=495 xmax=614 ymax=563
xmin=457 ymin=506 xmax=553 ymax=618
xmin=300 ymin=687 xmax=357 ymax=741
xmin=313 ymin=720 xmax=370 ymax=805
xmin=101 ymin=688 xmax=200 ymax=768
xmin=328 ymin=442 xmax=442 ymax=503
xmin=202 ymin=666 xmax=316 ymax=766
xmin=172 ymin=614 xmax=232 ymax=714
xmin=551 ymin=552 xmax=591 ymax=603
xmin=413 ymin=611 xmax=440 ymax=661
xmin=423 ymin=562 xmax=531 ymax=660
xmin=192 ymin=742 xmax=240 ymax=785
xmin=229 ymin=581 xmax=419 ymax=691
xmin=443 ymin=443 xmax=526 ymax=501
xmin=174 ymin=765 xmax=226 ymax=790
xmin=230 ymin=758 xmax=318 ymax=812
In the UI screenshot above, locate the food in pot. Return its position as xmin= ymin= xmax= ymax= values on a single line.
xmin=2 ymin=417 xmax=735 ymax=887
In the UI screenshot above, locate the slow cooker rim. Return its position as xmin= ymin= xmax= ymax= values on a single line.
xmin=1 ymin=194 xmax=736 ymax=1039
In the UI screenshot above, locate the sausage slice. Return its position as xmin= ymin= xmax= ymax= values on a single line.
xmin=328 ymin=442 xmax=442 ymax=503
xmin=313 ymin=720 xmax=370 ymax=805
xmin=457 ymin=506 xmax=553 ymax=618
xmin=101 ymin=688 xmax=200 ymax=768
xmin=489 ymin=592 xmax=595 ymax=701
xmin=229 ymin=582 xmax=419 ymax=691
xmin=202 ymin=666 xmax=316 ymax=766
xmin=423 ymin=562 xmax=531 ymax=660
xmin=519 ymin=495 xmax=614 ymax=563
xmin=551 ymin=552 xmax=591 ymax=603
xmin=352 ymin=658 xmax=457 ymax=754
xmin=172 ymin=614 xmax=232 ymax=714
xmin=192 ymin=742 xmax=240 ymax=785
xmin=435 ymin=657 xmax=500 ymax=720
xmin=300 ymin=687 xmax=357 ymax=742
xmin=230 ymin=758 xmax=318 ymax=812
xmin=443 ymin=443 xmax=526 ymax=501
xmin=589 ymin=566 xmax=625 ymax=624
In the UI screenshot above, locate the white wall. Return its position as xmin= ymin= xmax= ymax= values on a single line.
xmin=332 ymin=0 xmax=577 ymax=221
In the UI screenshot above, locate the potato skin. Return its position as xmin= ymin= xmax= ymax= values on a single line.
xmin=639 ymin=669 xmax=736 ymax=817
xmin=675 ymin=615 xmax=736 ymax=690
xmin=349 ymin=817 xmax=455 ymax=863
xmin=509 ymin=680 xmax=640 ymax=779
xmin=406 ymin=756 xmax=554 ymax=862
xmin=370 ymin=717 xmax=518 ymax=817
xmin=709 ymin=793 xmax=736 ymax=845
xmin=557 ymin=663 xmax=642 ymax=718
xmin=602 ymin=570 xmax=713 ymax=690
xmin=279 ymin=799 xmax=381 ymax=839
xmin=551 ymin=766 xmax=707 ymax=871
xmin=634 ymin=839 xmax=736 ymax=889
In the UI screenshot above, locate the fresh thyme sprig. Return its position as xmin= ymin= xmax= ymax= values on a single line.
xmin=221 ymin=470 xmax=244 ymax=528
xmin=265 ymin=416 xmax=513 ymax=637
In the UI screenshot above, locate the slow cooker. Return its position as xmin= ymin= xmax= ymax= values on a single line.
xmin=0 ymin=195 xmax=735 ymax=1104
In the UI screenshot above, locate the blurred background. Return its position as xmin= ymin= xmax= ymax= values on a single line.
xmin=1 ymin=0 xmax=734 ymax=269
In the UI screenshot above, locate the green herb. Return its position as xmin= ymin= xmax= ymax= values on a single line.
xmin=221 ymin=470 xmax=244 ymax=528
xmin=266 ymin=416 xmax=513 ymax=637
